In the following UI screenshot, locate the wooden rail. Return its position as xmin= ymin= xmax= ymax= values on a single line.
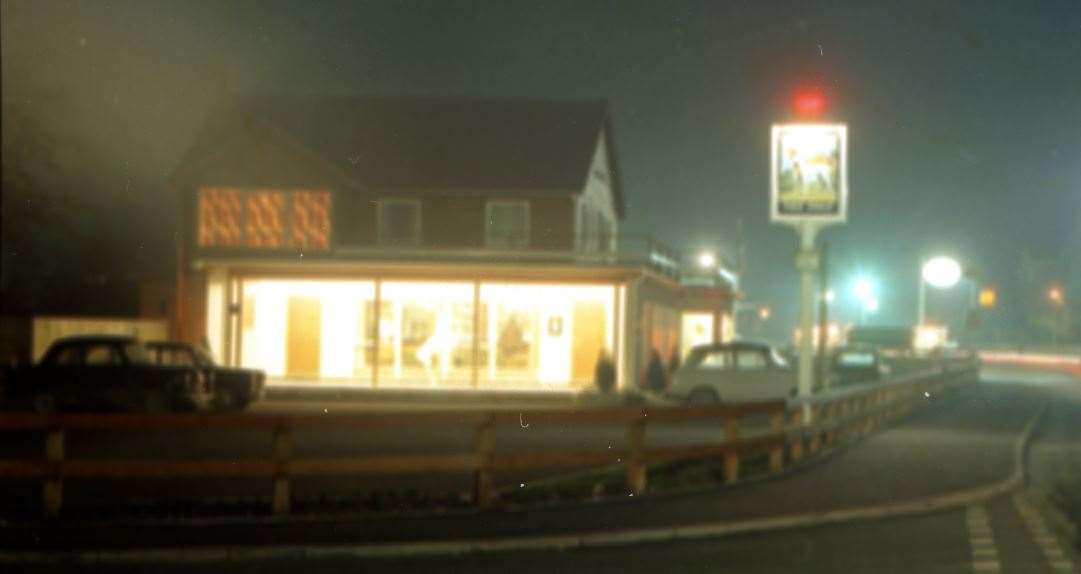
xmin=0 ymin=364 xmax=978 ymax=518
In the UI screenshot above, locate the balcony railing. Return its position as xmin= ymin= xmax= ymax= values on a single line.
xmin=329 ymin=233 xmax=733 ymax=285
xmin=196 ymin=233 xmax=737 ymax=288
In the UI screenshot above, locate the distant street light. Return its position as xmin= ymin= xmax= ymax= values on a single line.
xmin=852 ymin=278 xmax=875 ymax=301
xmin=758 ymin=306 xmax=772 ymax=321
xmin=922 ymin=256 xmax=962 ymax=289
xmin=1048 ymin=286 xmax=1065 ymax=306
xmin=824 ymin=289 xmax=836 ymax=303
xmin=697 ymin=251 xmax=716 ymax=269
xmin=918 ymin=256 xmax=963 ymax=326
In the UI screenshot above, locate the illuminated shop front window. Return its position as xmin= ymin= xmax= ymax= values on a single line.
xmin=479 ymin=284 xmax=614 ymax=388
xmin=198 ymin=187 xmax=331 ymax=249
xmin=377 ymin=282 xmax=475 ymax=388
xmin=234 ymin=279 xmax=616 ymax=389
xmin=680 ymin=312 xmax=714 ymax=359
xmin=240 ymin=280 xmax=375 ymax=381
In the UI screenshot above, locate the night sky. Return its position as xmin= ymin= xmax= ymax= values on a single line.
xmin=3 ymin=0 xmax=1080 ymax=340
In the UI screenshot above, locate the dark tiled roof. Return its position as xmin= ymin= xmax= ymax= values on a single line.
xmin=176 ymin=95 xmax=624 ymax=216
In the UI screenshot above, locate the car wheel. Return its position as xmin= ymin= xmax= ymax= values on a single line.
xmin=33 ymin=393 xmax=57 ymax=414
xmin=687 ymin=388 xmax=718 ymax=405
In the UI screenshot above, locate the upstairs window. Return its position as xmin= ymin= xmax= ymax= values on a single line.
xmin=486 ymin=200 xmax=529 ymax=249
xmin=377 ymin=200 xmax=421 ymax=247
xmin=197 ymin=187 xmax=331 ymax=250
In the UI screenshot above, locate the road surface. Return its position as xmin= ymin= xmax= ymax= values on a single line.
xmin=5 ymin=365 xmax=1078 ymax=574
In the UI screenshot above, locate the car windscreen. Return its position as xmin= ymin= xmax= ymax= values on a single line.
xmin=836 ymin=352 xmax=876 ymax=368
xmin=770 ymin=349 xmax=790 ymax=369
xmin=122 ymin=343 xmax=153 ymax=366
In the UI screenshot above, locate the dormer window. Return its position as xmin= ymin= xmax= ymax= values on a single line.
xmin=377 ymin=199 xmax=422 ymax=247
xmin=486 ymin=200 xmax=530 ymax=249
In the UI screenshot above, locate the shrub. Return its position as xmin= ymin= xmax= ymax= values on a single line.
xmin=594 ymin=352 xmax=617 ymax=394
xmin=644 ymin=349 xmax=667 ymax=393
xmin=667 ymin=348 xmax=681 ymax=375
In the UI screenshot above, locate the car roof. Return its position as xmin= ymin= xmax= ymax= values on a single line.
xmin=52 ymin=335 xmax=139 ymax=345
xmin=690 ymin=341 xmax=772 ymax=353
xmin=145 ymin=341 xmax=192 ymax=349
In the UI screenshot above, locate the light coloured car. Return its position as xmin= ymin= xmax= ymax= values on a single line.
xmin=668 ymin=342 xmax=797 ymax=405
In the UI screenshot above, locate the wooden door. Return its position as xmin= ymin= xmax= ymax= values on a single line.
xmin=571 ymin=301 xmax=606 ymax=386
xmin=287 ymin=296 xmax=321 ymax=378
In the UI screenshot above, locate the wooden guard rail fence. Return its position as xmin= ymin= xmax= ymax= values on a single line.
xmin=0 ymin=364 xmax=978 ymax=518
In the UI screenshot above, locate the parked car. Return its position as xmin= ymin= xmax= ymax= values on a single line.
xmin=829 ymin=346 xmax=891 ymax=386
xmin=668 ymin=341 xmax=797 ymax=404
xmin=145 ymin=341 xmax=265 ymax=411
xmin=2 ymin=335 xmax=213 ymax=414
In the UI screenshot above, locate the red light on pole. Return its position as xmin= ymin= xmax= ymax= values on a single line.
xmin=793 ymin=88 xmax=827 ymax=119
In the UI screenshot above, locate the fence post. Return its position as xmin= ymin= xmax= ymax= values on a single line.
xmin=472 ymin=415 xmax=496 ymax=508
xmin=808 ymin=404 xmax=822 ymax=453
xmin=824 ymin=402 xmax=837 ymax=445
xmin=272 ymin=425 xmax=292 ymax=515
xmin=723 ymin=416 xmax=740 ymax=483
xmin=627 ymin=418 xmax=647 ymax=495
xmin=768 ymin=412 xmax=785 ymax=473
xmin=42 ymin=428 xmax=64 ymax=518
xmin=789 ymin=408 xmax=805 ymax=462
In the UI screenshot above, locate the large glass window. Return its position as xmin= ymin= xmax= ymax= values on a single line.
xmin=378 ymin=282 xmax=475 ymax=387
xmin=486 ymin=200 xmax=529 ymax=249
xmin=240 ymin=280 xmax=375 ymax=382
xmin=233 ymin=279 xmax=615 ymax=390
xmin=480 ymin=284 xmax=614 ymax=388
xmin=680 ymin=312 xmax=714 ymax=359
xmin=377 ymin=200 xmax=421 ymax=246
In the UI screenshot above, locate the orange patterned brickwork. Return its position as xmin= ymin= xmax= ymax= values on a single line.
xmin=291 ymin=191 xmax=332 ymax=249
xmin=245 ymin=191 xmax=287 ymax=248
xmin=197 ymin=187 xmax=331 ymax=250
xmin=198 ymin=187 xmax=243 ymax=247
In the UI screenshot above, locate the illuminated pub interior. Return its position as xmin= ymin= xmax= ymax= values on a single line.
xmin=170 ymin=96 xmax=737 ymax=391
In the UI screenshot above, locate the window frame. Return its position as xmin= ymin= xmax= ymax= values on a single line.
xmin=485 ymin=199 xmax=531 ymax=249
xmin=376 ymin=199 xmax=423 ymax=247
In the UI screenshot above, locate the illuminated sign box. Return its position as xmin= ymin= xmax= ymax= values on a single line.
xmin=770 ymin=124 xmax=848 ymax=225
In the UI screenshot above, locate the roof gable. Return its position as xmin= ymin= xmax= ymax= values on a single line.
xmin=175 ymin=96 xmax=624 ymax=216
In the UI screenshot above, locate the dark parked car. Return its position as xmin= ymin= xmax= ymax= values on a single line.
xmin=829 ymin=346 xmax=892 ymax=386
xmin=1 ymin=335 xmax=213 ymax=414
xmin=145 ymin=341 xmax=265 ymax=411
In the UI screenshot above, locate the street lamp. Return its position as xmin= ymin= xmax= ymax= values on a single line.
xmin=1048 ymin=286 xmax=1065 ymax=306
xmin=852 ymin=277 xmax=875 ymax=302
xmin=918 ymin=256 xmax=962 ymax=326
xmin=697 ymin=251 xmax=716 ymax=269
xmin=758 ymin=306 xmax=772 ymax=321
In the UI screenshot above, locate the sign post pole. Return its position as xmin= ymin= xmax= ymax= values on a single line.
xmin=796 ymin=223 xmax=819 ymax=423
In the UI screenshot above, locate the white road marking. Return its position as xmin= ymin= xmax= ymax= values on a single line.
xmin=1012 ymin=494 xmax=1076 ymax=573
xmin=967 ymin=505 xmax=1003 ymax=574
